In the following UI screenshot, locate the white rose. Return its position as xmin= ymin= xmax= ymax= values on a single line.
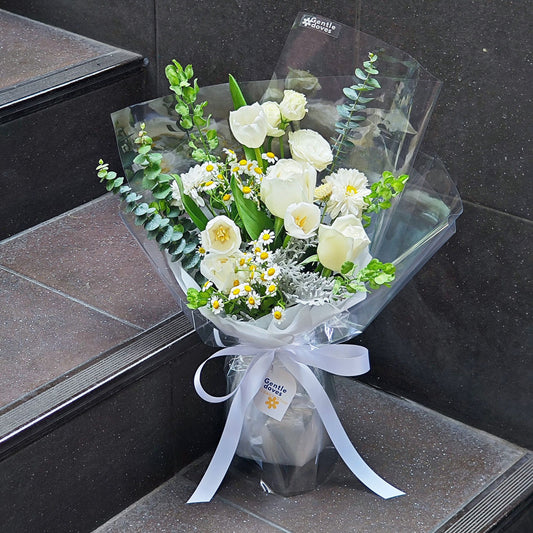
xmin=284 ymin=202 xmax=321 ymax=239
xmin=261 ymin=101 xmax=285 ymax=137
xmin=200 ymin=253 xmax=242 ymax=293
xmin=229 ymin=102 xmax=269 ymax=148
xmin=260 ymin=159 xmax=316 ymax=218
xmin=288 ymin=129 xmax=333 ymax=172
xmin=201 ymin=215 xmax=242 ymax=255
xmin=317 ymin=215 xmax=370 ymax=272
xmin=279 ymin=90 xmax=308 ymax=121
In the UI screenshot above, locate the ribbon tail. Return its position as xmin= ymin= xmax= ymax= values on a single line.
xmin=187 ymin=352 xmax=274 ymax=503
xmin=284 ymin=360 xmax=405 ymax=499
xmin=187 ymin=386 xmax=246 ymax=503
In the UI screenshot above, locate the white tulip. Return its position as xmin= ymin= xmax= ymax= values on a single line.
xmin=284 ymin=202 xmax=321 ymax=239
xmin=317 ymin=215 xmax=370 ymax=272
xmin=288 ymin=129 xmax=333 ymax=171
xmin=261 ymin=101 xmax=285 ymax=137
xmin=229 ymin=102 xmax=269 ymax=148
xmin=200 ymin=253 xmax=242 ymax=293
xmin=201 ymin=215 xmax=242 ymax=255
xmin=279 ymin=90 xmax=308 ymax=121
xmin=260 ymin=159 xmax=316 ymax=218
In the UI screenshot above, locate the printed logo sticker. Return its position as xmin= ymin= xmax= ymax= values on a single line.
xmin=299 ymin=13 xmax=341 ymax=38
xmin=254 ymin=365 xmax=296 ymax=421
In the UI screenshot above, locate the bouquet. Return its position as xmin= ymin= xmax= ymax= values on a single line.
xmin=98 ymin=13 xmax=462 ymax=503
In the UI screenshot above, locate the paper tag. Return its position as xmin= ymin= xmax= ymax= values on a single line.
xmin=253 ymin=365 xmax=296 ymax=421
xmin=298 ymin=13 xmax=341 ymax=38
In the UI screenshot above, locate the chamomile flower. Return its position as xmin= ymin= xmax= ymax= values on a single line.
xmin=203 ymin=162 xmax=219 ymax=175
xmin=241 ymin=185 xmax=254 ymax=199
xmin=262 ymin=151 xmax=278 ymax=164
xmin=258 ymin=230 xmax=275 ymax=246
xmin=263 ymin=264 xmax=280 ymax=280
xmin=266 ymin=283 xmax=278 ymax=295
xmin=271 ymin=305 xmax=285 ymax=324
xmin=198 ymin=246 xmax=207 ymax=257
xmin=256 ymin=249 xmax=272 ymax=263
xmin=223 ymin=148 xmax=237 ymax=161
xmin=209 ymin=296 xmax=224 ymax=314
xmin=245 ymin=291 xmax=261 ymax=310
xmin=201 ymin=280 xmax=212 ymax=292
xmin=222 ymin=192 xmax=233 ymax=205
xmin=228 ymin=285 xmax=244 ymax=300
xmin=242 ymin=283 xmax=254 ymax=293
xmin=200 ymin=179 xmax=218 ymax=192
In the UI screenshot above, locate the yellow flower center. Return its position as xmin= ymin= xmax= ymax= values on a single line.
xmin=233 ymin=279 xmax=240 ymax=287
xmin=204 ymin=180 xmax=214 ymax=187
xmin=217 ymin=173 xmax=224 ymax=180
xmin=198 ymin=246 xmax=206 ymax=254
xmin=267 ymin=267 xmax=276 ymax=276
xmin=215 ymin=225 xmax=230 ymax=242
xmin=295 ymin=215 xmax=307 ymax=229
xmin=212 ymin=300 xmax=220 ymax=309
xmin=242 ymin=186 xmax=252 ymax=194
xmin=244 ymin=284 xmax=252 ymax=292
xmin=223 ymin=193 xmax=231 ymax=201
xmin=239 ymin=159 xmax=247 ymax=166
xmin=260 ymin=251 xmax=269 ymax=260
xmin=266 ymin=152 xmax=275 ymax=158
xmin=268 ymin=284 xmax=276 ymax=293
xmin=248 ymin=296 xmax=256 ymax=305
xmin=206 ymin=164 xmax=214 ymax=172
xmin=232 ymin=287 xmax=240 ymax=295
xmin=254 ymin=167 xmax=263 ymax=174
xmin=346 ymin=185 xmax=358 ymax=195
xmin=232 ymin=166 xmax=240 ymax=173
xmin=262 ymin=234 xmax=271 ymax=242
xmin=239 ymin=257 xmax=246 ymax=266
xmin=274 ymin=311 xmax=282 ymax=320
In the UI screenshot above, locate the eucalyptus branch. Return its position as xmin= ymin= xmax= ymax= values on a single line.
xmin=329 ymin=52 xmax=380 ymax=173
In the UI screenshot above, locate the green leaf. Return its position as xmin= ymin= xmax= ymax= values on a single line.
xmin=341 ymin=261 xmax=355 ymax=275
xmin=367 ymin=78 xmax=381 ymax=89
xmin=355 ymin=68 xmax=367 ymax=81
xmin=172 ymin=173 xmax=208 ymax=230
xmin=230 ymin=176 xmax=274 ymax=240
xmin=183 ymin=253 xmax=201 ymax=270
xmin=229 ymin=74 xmax=247 ymax=109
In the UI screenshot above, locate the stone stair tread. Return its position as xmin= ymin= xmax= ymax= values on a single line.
xmin=93 ymin=378 xmax=532 ymax=533
xmin=0 ymin=194 xmax=179 ymax=411
xmin=0 ymin=9 xmax=141 ymax=114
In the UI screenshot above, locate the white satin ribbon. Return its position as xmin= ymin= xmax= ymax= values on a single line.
xmin=187 ymin=344 xmax=405 ymax=503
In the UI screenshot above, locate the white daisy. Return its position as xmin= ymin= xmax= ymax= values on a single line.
xmin=245 ymin=291 xmax=261 ymax=310
xmin=223 ymin=148 xmax=237 ymax=161
xmin=271 ymin=305 xmax=285 ymax=324
xmin=263 ymin=264 xmax=280 ymax=281
xmin=262 ymin=151 xmax=278 ymax=164
xmin=324 ymin=168 xmax=371 ymax=219
xmin=228 ymin=285 xmax=243 ymax=300
xmin=209 ymin=296 xmax=223 ymax=314
xmin=258 ymin=230 xmax=275 ymax=246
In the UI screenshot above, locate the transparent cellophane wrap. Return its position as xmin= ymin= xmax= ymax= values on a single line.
xmin=111 ymin=14 xmax=462 ymax=495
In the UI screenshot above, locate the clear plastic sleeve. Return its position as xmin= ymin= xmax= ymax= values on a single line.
xmin=109 ymin=13 xmax=462 ymax=497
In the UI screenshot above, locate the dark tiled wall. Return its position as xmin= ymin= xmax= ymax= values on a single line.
xmin=3 ymin=1 xmax=531 ymax=446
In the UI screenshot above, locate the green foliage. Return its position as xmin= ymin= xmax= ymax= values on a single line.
xmin=165 ymin=60 xmax=219 ymax=162
xmin=330 ymin=53 xmax=380 ymax=172
xmin=230 ymin=176 xmax=274 ymax=240
xmin=362 ymin=171 xmax=409 ymax=227
xmin=333 ymin=258 xmax=396 ymax=295
xmin=96 ymin=127 xmax=202 ymax=275
xmin=228 ymin=74 xmax=257 ymax=162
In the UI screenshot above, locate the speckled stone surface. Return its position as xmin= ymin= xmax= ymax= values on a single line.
xmin=95 ymin=378 xmax=526 ymax=533
xmin=0 ymin=194 xmax=179 ymax=408
xmin=0 ymin=9 xmax=114 ymax=91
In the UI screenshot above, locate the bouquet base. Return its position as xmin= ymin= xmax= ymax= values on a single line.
xmin=234 ymin=446 xmax=338 ymax=497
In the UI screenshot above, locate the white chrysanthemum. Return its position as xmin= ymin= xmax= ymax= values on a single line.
xmin=263 ymin=264 xmax=280 ymax=281
xmin=180 ymin=164 xmax=208 ymax=207
xmin=324 ymin=168 xmax=371 ymax=219
xmin=170 ymin=179 xmax=183 ymax=209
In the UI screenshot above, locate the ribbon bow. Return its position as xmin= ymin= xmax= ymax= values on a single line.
xmin=188 ymin=343 xmax=404 ymax=503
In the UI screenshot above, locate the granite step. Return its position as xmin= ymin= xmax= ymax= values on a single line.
xmin=93 ymin=378 xmax=533 ymax=533
xmin=0 ymin=9 xmax=147 ymax=239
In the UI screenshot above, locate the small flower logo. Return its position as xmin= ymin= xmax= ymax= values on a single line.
xmin=265 ymin=396 xmax=279 ymax=409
